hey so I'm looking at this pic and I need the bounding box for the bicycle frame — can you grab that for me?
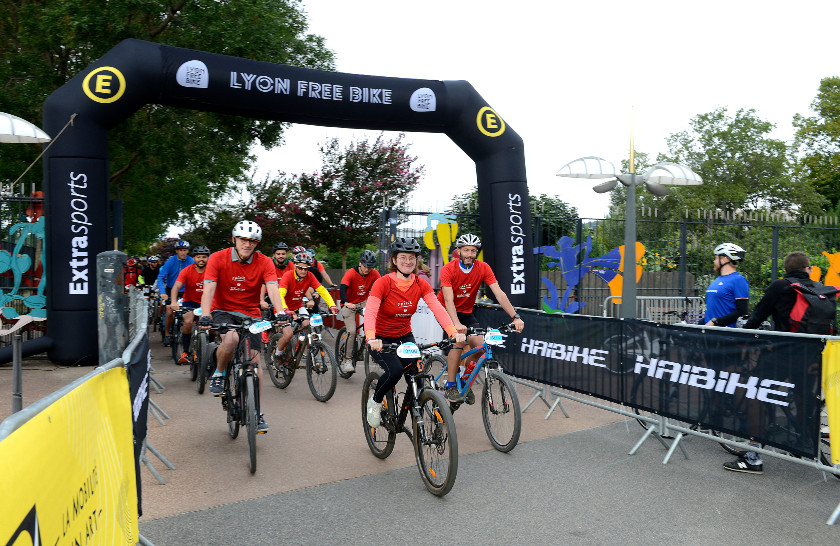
[433,325,511,397]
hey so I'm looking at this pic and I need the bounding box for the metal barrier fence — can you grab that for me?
[472,304,840,525]
[601,295,704,323]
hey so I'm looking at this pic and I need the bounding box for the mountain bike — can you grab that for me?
[169,307,189,364]
[211,317,275,474]
[427,323,522,453]
[335,305,366,379]
[362,341,458,496]
[186,306,211,393]
[264,313,338,402]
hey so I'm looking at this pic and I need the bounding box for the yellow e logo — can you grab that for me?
[476,106,506,137]
[83,67,126,104]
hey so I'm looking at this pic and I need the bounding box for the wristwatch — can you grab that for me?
[512,313,521,320]
[710,317,718,326]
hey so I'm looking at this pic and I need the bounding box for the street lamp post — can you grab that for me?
[557,154,701,319]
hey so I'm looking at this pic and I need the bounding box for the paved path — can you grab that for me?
[4,330,840,544]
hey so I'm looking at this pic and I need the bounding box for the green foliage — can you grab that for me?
[180,134,424,269]
[623,108,826,219]
[0,0,335,252]
[794,76,840,210]
[287,133,424,269]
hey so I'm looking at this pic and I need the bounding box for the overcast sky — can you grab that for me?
[252,0,840,218]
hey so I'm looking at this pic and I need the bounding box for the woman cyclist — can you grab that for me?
[364,237,465,426]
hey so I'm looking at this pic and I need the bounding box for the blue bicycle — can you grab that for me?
[428,323,522,452]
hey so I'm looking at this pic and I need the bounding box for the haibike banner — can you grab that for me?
[474,305,823,458]
[42,38,535,365]
[0,367,138,544]
[126,334,151,517]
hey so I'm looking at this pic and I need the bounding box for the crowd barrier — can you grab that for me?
[473,304,840,524]
[0,287,150,545]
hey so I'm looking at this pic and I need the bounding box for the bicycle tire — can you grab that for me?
[171,325,181,364]
[481,370,522,453]
[423,354,449,389]
[265,333,295,389]
[361,372,396,459]
[335,327,354,379]
[307,341,337,402]
[197,334,210,393]
[712,430,752,457]
[227,377,240,439]
[413,389,458,496]
[244,373,258,474]
[189,328,199,381]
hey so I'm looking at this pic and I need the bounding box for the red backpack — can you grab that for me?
[787,279,840,335]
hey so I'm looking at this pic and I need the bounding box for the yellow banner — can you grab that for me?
[822,340,840,465]
[0,367,138,545]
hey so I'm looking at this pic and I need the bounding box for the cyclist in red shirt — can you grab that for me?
[364,238,465,427]
[274,251,339,355]
[337,250,381,373]
[438,233,524,403]
[199,220,286,433]
[170,245,210,364]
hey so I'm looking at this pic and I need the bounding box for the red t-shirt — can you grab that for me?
[280,269,322,310]
[175,264,206,305]
[204,248,278,317]
[437,260,498,313]
[366,274,434,338]
[341,268,381,304]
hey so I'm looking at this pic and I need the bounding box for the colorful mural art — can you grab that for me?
[533,235,644,314]
[422,213,484,262]
[0,215,46,336]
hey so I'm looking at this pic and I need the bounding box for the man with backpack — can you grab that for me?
[727,251,838,474]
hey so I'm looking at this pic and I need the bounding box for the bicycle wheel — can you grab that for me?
[423,354,448,390]
[712,430,752,456]
[361,372,396,459]
[244,374,258,474]
[335,327,354,379]
[170,319,181,363]
[189,329,200,381]
[482,370,521,453]
[307,341,337,402]
[196,334,209,392]
[413,389,458,496]
[265,333,295,389]
[227,378,240,439]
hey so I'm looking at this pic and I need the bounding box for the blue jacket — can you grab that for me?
[157,255,195,294]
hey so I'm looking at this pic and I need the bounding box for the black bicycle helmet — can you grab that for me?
[273,242,288,251]
[359,250,377,268]
[390,237,421,254]
[192,245,210,256]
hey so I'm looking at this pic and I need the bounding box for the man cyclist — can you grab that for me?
[274,251,339,356]
[704,243,749,327]
[158,240,195,346]
[199,221,286,433]
[364,237,465,427]
[338,249,381,373]
[438,233,525,404]
[271,242,290,274]
[170,245,210,364]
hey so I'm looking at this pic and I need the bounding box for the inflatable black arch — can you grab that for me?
[41,39,535,365]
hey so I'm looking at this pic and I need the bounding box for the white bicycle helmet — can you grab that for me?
[455,233,481,249]
[232,220,262,241]
[713,242,745,262]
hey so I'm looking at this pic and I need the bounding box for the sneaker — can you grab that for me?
[444,386,464,403]
[209,375,224,396]
[178,352,190,364]
[341,360,355,373]
[723,456,763,474]
[257,414,269,434]
[366,397,383,427]
[464,385,475,405]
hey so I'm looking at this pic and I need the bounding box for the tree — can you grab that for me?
[286,133,424,269]
[0,0,335,252]
[793,76,840,211]
[626,108,826,219]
